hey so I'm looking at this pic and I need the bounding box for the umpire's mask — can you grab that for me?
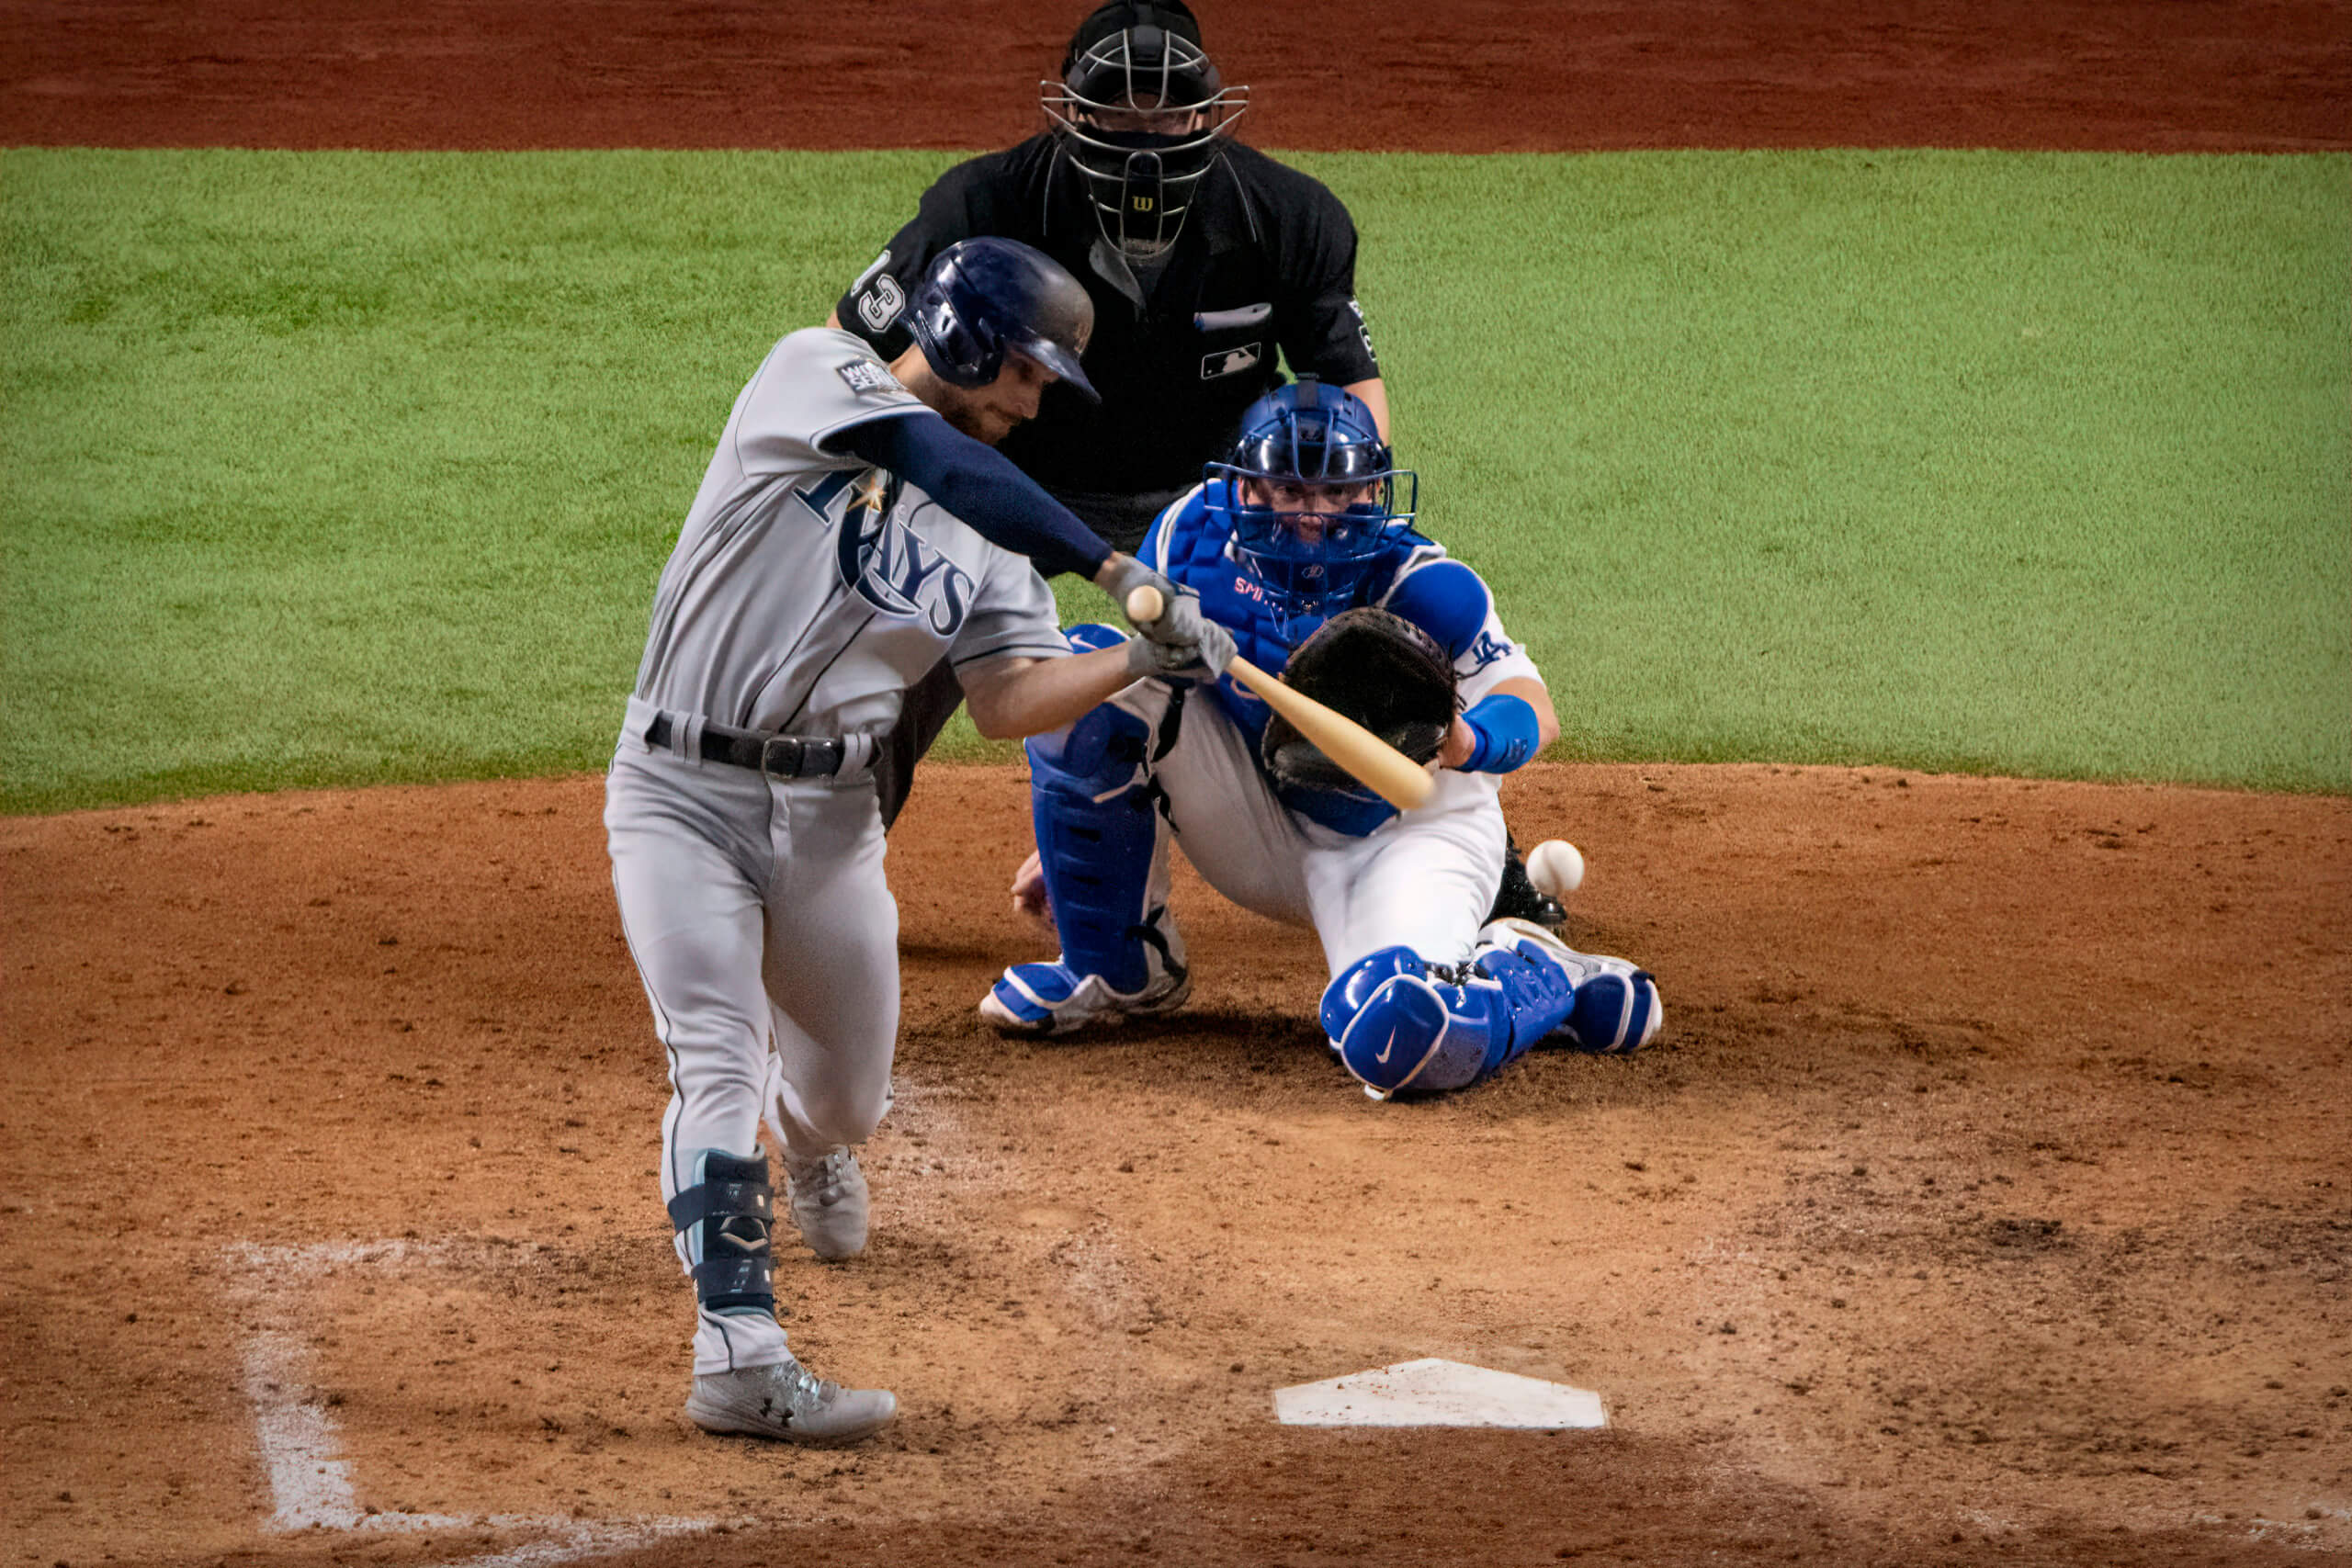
[1042,2,1248,261]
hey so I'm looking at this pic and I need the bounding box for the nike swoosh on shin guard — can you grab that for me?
[1340,975,1449,1098]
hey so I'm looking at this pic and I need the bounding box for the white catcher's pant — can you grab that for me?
[605,699,897,1375]
[1128,681,1508,977]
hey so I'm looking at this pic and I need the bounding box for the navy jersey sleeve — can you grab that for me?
[834,167,986,361]
[1273,175,1381,389]
[827,411,1114,581]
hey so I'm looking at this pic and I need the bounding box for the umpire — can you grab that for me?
[833,0,1562,925]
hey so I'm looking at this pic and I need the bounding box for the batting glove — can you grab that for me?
[1123,619,1236,681]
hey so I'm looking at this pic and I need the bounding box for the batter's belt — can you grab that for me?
[641,712,868,780]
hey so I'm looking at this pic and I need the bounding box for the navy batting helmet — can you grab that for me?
[1042,1,1249,259]
[907,238,1100,401]
[1205,378,1418,639]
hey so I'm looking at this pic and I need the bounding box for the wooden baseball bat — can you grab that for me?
[1125,585,1435,813]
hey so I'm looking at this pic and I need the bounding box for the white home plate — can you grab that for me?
[1273,1358,1607,1429]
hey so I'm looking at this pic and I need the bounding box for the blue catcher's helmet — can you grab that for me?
[907,237,1100,401]
[1205,378,1418,641]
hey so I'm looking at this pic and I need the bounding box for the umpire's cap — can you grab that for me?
[907,238,1099,401]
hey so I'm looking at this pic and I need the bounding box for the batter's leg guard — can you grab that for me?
[664,1151,776,1317]
[980,627,1188,1036]
[1476,918,1664,1055]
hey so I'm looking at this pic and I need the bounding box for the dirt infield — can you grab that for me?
[4,765,2347,1565]
[4,3,2349,1564]
[3,0,2347,152]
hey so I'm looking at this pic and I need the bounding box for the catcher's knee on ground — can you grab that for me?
[1319,920,1661,1098]
[980,626,1187,1034]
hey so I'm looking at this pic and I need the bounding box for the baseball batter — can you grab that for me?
[980,380,1665,1097]
[606,238,1228,1442]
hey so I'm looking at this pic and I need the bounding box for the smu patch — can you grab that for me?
[836,358,901,397]
[1202,342,1262,379]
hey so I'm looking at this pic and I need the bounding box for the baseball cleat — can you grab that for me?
[783,1145,869,1261]
[978,959,1191,1036]
[1477,918,1663,1053]
[685,1355,896,1446]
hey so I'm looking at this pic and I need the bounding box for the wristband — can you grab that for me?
[1459,693,1540,775]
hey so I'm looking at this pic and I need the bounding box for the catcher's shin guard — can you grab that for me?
[1013,646,1183,999]
[1322,919,1656,1098]
[1320,947,1516,1099]
[665,1150,776,1316]
[1476,918,1663,1055]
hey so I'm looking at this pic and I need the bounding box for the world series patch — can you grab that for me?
[836,358,901,397]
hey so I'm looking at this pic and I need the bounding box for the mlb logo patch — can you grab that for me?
[1201,342,1262,380]
[836,358,901,397]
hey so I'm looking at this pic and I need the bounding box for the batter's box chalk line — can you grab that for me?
[227,1241,727,1565]
[1273,1358,1608,1429]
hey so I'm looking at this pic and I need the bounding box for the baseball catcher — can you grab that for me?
[979,378,1663,1097]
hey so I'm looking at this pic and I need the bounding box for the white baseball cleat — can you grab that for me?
[783,1145,869,1261]
[685,1355,896,1445]
[978,959,1192,1036]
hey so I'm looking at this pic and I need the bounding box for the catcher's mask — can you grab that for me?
[1205,377,1419,643]
[907,237,1100,400]
[1042,1,1248,261]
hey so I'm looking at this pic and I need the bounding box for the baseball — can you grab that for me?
[1526,838,1585,897]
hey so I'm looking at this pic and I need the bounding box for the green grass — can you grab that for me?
[2,148,2345,813]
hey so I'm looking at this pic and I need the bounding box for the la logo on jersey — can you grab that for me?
[824,469,973,635]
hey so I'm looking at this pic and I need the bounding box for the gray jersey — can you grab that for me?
[631,327,1069,739]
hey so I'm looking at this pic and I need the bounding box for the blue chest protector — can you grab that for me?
[1147,481,1497,837]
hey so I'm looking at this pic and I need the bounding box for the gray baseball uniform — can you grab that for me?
[605,326,1069,1375]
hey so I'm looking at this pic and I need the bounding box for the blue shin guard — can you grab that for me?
[1321,921,1657,1098]
[980,626,1187,1034]
[1321,949,1520,1098]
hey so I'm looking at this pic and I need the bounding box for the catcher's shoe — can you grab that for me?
[783,1145,868,1262]
[685,1355,896,1446]
[1486,836,1567,929]
[978,960,1192,1036]
[1477,918,1663,1054]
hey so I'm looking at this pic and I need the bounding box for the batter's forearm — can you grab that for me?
[961,646,1142,740]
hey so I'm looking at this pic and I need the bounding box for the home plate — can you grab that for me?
[1273,1358,1607,1429]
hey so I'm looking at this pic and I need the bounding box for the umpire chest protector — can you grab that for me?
[839,137,1378,497]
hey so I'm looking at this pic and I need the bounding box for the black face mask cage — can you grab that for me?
[1041,26,1247,256]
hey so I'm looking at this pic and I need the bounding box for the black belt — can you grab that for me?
[644,714,852,779]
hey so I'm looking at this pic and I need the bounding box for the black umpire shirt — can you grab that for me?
[834,134,1381,504]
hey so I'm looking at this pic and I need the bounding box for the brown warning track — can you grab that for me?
[2,0,2346,152]
[4,4,2348,1564]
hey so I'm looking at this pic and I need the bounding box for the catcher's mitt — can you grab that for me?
[1261,607,1458,793]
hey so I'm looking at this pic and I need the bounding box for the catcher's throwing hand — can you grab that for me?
[1010,850,1054,935]
[1437,717,1476,770]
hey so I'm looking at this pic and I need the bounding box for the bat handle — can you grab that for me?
[1125,584,1165,624]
